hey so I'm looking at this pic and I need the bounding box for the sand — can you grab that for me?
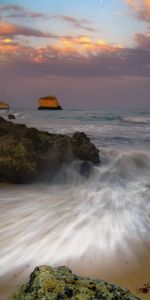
[0,237,149,300]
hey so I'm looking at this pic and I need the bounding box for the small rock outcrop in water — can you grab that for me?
[0,117,100,183]
[10,266,140,300]
[38,95,62,110]
[0,100,9,109]
[8,113,16,120]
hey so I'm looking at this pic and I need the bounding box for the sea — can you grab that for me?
[0,109,150,299]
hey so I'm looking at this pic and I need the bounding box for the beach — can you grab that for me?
[0,109,150,299]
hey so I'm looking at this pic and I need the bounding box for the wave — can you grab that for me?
[87,114,122,122]
[0,147,150,299]
[122,116,150,124]
[100,148,150,175]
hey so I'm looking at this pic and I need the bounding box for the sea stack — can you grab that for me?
[0,101,9,110]
[38,95,62,110]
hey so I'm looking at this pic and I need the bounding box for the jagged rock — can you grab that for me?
[10,265,140,300]
[38,95,62,110]
[0,117,100,183]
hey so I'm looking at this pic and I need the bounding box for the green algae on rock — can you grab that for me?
[10,266,140,300]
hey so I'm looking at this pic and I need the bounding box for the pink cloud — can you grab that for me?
[53,15,95,32]
[135,31,150,48]
[0,22,59,39]
[0,4,47,19]
[126,0,150,22]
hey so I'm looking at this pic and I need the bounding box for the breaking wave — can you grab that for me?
[0,147,150,299]
[122,116,150,125]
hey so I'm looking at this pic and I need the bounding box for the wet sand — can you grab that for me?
[0,238,149,300]
[71,238,150,300]
[0,168,150,300]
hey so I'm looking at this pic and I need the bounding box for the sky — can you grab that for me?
[0,0,150,109]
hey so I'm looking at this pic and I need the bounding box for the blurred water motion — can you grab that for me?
[0,147,150,299]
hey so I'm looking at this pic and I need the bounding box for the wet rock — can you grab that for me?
[0,117,100,183]
[10,266,140,300]
[8,114,16,120]
[64,286,73,297]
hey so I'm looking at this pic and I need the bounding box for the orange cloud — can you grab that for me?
[126,0,150,22]
[0,37,34,64]
[53,36,123,57]
[2,38,13,44]
[0,35,150,80]
[0,33,124,66]
[0,37,19,51]
[0,21,123,61]
[145,0,150,7]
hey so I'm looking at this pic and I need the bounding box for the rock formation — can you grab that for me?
[0,100,9,109]
[10,266,140,300]
[0,117,100,183]
[38,95,62,110]
[8,113,16,120]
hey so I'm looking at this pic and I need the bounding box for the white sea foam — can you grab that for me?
[0,110,150,299]
[8,109,150,149]
[0,148,150,298]
[122,116,150,124]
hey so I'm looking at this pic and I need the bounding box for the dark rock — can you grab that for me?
[0,117,100,183]
[56,293,64,300]
[64,286,73,297]
[38,106,62,110]
[8,114,16,120]
[10,266,140,300]
[72,132,100,165]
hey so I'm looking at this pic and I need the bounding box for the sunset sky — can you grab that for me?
[0,0,150,109]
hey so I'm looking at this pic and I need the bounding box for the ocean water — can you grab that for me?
[0,109,150,299]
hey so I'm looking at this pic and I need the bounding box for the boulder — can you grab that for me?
[0,117,100,183]
[38,95,62,110]
[10,265,140,300]
[8,114,16,120]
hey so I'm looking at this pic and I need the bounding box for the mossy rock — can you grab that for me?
[10,266,140,300]
[0,117,100,183]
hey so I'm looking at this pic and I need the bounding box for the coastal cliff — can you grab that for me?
[38,95,62,110]
[0,117,100,183]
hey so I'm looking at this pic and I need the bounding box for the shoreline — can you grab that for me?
[0,113,150,299]
[0,237,149,299]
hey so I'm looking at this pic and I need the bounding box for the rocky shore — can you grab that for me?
[0,117,100,183]
[10,265,140,300]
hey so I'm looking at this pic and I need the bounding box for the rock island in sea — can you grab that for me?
[38,95,62,110]
[0,100,9,110]
[10,265,140,300]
